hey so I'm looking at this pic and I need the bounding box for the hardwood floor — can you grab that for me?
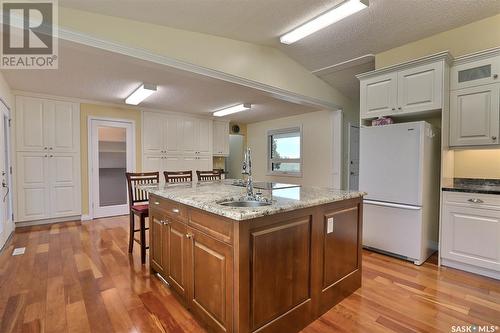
[0,216,499,333]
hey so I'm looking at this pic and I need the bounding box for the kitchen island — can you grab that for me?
[142,181,365,333]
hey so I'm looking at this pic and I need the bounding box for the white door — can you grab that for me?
[348,125,360,191]
[16,152,50,221]
[449,84,500,147]
[46,100,79,152]
[0,104,13,249]
[359,122,423,206]
[15,96,46,151]
[397,62,442,114]
[90,119,134,218]
[360,72,398,118]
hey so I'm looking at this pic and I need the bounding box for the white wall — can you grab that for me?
[247,110,340,188]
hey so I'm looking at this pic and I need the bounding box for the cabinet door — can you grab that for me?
[165,219,188,298]
[182,118,199,154]
[442,203,500,272]
[197,119,212,155]
[187,227,233,333]
[213,121,229,156]
[196,156,212,174]
[45,101,79,153]
[143,154,165,173]
[150,209,166,274]
[15,96,47,151]
[49,153,80,217]
[449,84,500,147]
[452,55,500,90]
[164,155,184,172]
[397,62,443,114]
[360,73,398,119]
[165,115,182,154]
[15,152,50,221]
[143,112,165,154]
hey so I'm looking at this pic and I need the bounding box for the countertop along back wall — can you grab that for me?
[375,13,500,179]
[80,103,142,216]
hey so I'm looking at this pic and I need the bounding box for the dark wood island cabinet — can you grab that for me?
[145,182,364,333]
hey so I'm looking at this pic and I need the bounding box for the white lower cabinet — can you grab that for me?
[16,152,80,221]
[441,192,500,278]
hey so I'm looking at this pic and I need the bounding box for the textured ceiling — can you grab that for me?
[1,40,319,123]
[59,0,500,71]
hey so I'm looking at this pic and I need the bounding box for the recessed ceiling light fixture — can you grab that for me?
[125,83,157,105]
[213,103,251,117]
[280,0,368,45]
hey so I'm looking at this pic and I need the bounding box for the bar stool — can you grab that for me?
[164,170,193,183]
[196,170,222,181]
[125,172,159,264]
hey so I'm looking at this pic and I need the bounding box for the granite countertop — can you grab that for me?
[139,180,365,221]
[442,178,500,195]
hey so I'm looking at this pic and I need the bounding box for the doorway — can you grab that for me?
[226,135,244,179]
[89,119,135,219]
[348,123,360,191]
[0,100,13,249]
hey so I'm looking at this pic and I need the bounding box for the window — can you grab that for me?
[267,126,302,176]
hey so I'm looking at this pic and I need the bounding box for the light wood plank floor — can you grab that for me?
[0,216,499,333]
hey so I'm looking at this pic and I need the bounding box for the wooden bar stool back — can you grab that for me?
[126,172,159,264]
[196,170,222,181]
[164,170,193,183]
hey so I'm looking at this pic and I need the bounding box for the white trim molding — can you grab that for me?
[331,110,343,189]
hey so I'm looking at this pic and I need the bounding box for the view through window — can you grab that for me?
[268,127,302,176]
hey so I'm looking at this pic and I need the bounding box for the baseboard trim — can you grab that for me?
[15,215,82,228]
[0,230,14,255]
[441,258,500,280]
[81,214,92,221]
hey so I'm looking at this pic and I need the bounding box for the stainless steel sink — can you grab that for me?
[219,200,272,207]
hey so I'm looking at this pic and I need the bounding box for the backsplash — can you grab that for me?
[454,149,500,179]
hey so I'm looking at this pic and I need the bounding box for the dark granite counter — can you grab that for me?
[442,178,500,195]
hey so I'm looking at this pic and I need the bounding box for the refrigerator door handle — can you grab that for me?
[364,200,422,210]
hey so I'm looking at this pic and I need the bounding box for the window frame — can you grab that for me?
[267,126,303,177]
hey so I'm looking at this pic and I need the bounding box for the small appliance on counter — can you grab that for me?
[359,121,440,265]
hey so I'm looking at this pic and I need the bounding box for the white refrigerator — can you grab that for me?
[359,121,440,265]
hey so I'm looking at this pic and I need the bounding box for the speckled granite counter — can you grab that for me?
[442,178,500,195]
[139,180,365,221]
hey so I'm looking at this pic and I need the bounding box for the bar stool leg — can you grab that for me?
[140,216,147,264]
[128,212,135,253]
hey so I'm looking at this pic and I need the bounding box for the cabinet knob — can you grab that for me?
[154,201,160,205]
[391,107,396,111]
[49,155,53,158]
[494,74,498,79]
[44,154,48,157]
[185,233,193,239]
[468,198,484,204]
[398,107,402,110]
[44,147,48,150]
[172,208,180,214]
[492,136,497,141]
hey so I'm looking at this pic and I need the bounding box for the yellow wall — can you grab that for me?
[454,150,500,179]
[376,14,500,68]
[80,104,142,215]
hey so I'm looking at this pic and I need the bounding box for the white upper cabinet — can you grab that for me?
[449,84,500,147]
[181,117,212,155]
[397,62,443,113]
[451,50,500,90]
[197,118,212,155]
[15,96,79,153]
[213,121,229,156]
[360,73,398,118]
[165,115,182,154]
[143,112,165,154]
[358,52,450,119]
[449,48,500,147]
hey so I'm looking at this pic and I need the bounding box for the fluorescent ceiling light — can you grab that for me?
[213,103,251,117]
[125,83,157,105]
[280,0,368,44]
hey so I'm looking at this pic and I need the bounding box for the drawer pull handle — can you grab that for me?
[185,233,193,239]
[468,198,484,204]
[154,201,160,205]
[172,208,180,213]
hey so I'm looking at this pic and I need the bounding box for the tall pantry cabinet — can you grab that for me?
[14,96,81,222]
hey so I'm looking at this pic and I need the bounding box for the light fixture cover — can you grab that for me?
[125,83,157,105]
[213,103,251,117]
[280,0,368,45]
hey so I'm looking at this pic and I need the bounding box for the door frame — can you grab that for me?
[331,110,343,189]
[0,98,13,250]
[347,123,360,191]
[88,116,136,219]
